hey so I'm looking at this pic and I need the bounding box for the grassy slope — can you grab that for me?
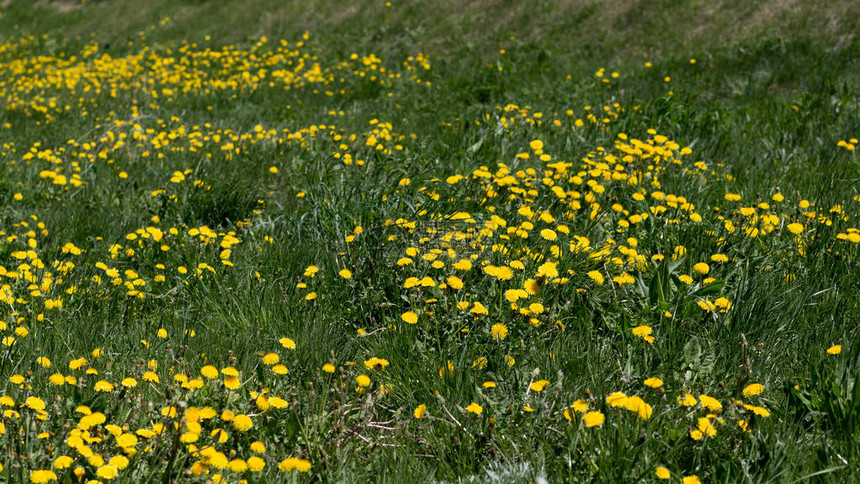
[1,0,860,482]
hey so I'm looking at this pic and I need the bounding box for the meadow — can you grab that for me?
[0,0,859,482]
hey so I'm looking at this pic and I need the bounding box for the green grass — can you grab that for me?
[0,0,859,482]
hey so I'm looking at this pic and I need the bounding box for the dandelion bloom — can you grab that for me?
[529,380,549,392]
[582,411,605,427]
[787,223,803,235]
[632,325,652,339]
[279,457,311,472]
[465,402,483,415]
[247,456,266,472]
[24,397,46,411]
[200,365,219,379]
[338,269,352,279]
[401,311,418,324]
[693,262,710,275]
[625,396,652,419]
[491,323,508,341]
[655,467,671,480]
[232,414,253,431]
[743,404,771,417]
[677,393,697,407]
[228,459,248,473]
[364,358,389,370]
[742,383,764,397]
[414,404,427,419]
[587,270,605,285]
[96,465,119,480]
[699,394,723,412]
[30,470,58,483]
[606,392,628,408]
[683,476,702,484]
[94,380,114,392]
[644,377,663,388]
[827,344,841,355]
[355,374,371,387]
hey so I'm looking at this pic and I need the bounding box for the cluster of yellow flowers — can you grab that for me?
[0,19,854,482]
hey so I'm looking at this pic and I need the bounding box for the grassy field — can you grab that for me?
[0,0,859,482]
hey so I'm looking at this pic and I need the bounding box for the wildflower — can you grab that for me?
[644,377,663,388]
[742,383,764,397]
[656,467,671,480]
[364,358,389,370]
[625,396,653,419]
[678,393,697,407]
[24,397,46,411]
[278,457,311,472]
[322,363,336,373]
[200,365,219,379]
[743,404,771,417]
[537,261,559,278]
[582,411,605,427]
[401,311,418,324]
[228,459,248,473]
[683,477,702,484]
[491,323,508,341]
[247,456,265,472]
[280,337,296,349]
[588,270,604,285]
[338,269,352,279]
[827,344,841,355]
[530,380,549,392]
[414,404,427,419]
[465,402,483,414]
[355,374,371,387]
[94,380,114,392]
[699,394,723,412]
[30,470,58,483]
[606,392,628,408]
[232,414,253,431]
[693,262,710,275]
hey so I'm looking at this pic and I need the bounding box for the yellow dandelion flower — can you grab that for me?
[529,380,549,392]
[742,383,764,397]
[582,411,605,427]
